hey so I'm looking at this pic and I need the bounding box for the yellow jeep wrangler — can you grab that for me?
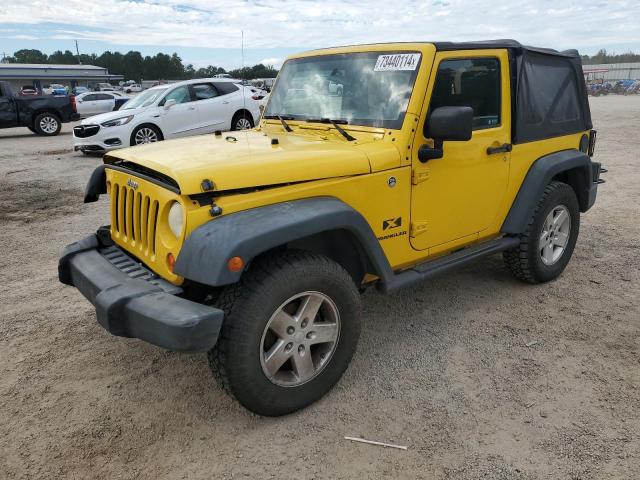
[59,40,604,416]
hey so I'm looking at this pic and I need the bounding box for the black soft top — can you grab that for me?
[434,39,592,143]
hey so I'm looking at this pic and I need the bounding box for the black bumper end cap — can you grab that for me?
[58,234,100,285]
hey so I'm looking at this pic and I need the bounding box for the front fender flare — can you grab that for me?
[174,197,394,287]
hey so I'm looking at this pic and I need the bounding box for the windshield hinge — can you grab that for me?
[410,221,428,238]
[411,168,430,185]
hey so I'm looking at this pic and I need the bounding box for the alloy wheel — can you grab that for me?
[134,127,159,144]
[260,291,340,387]
[539,205,571,265]
[40,116,59,134]
[236,117,252,130]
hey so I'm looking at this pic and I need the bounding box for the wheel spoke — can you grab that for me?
[309,323,339,345]
[539,230,548,247]
[268,310,294,339]
[554,209,569,228]
[263,339,291,377]
[553,231,569,247]
[296,294,323,323]
[292,350,315,382]
[542,243,554,263]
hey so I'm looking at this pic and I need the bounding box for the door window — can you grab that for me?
[213,82,240,95]
[83,94,98,101]
[162,86,192,105]
[95,94,113,101]
[429,58,501,130]
[192,83,219,100]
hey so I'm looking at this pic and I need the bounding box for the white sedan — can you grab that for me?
[75,91,128,117]
[73,78,261,153]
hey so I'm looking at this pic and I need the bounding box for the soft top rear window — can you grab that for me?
[513,48,591,143]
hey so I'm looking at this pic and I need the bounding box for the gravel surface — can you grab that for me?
[1,96,638,479]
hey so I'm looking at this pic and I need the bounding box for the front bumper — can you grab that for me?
[73,124,127,152]
[58,232,223,352]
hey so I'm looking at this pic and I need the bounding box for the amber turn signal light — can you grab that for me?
[167,253,176,272]
[227,256,244,272]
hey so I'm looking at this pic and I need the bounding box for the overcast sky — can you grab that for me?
[1,0,640,69]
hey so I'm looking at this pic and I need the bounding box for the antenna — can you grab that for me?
[241,29,248,127]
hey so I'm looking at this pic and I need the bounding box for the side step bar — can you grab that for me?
[379,236,520,293]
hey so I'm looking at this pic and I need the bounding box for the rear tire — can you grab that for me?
[208,250,361,416]
[33,113,61,136]
[503,181,580,283]
[231,112,254,131]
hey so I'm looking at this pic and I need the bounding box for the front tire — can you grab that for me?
[130,124,162,146]
[503,181,580,283]
[33,113,61,136]
[209,251,361,416]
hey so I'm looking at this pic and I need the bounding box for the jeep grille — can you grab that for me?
[110,180,160,258]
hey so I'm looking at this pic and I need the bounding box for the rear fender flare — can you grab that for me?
[501,149,593,234]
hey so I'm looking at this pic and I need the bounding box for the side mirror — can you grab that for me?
[419,106,473,162]
[163,99,176,110]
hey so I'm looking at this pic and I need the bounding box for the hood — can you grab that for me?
[82,107,146,125]
[106,129,380,195]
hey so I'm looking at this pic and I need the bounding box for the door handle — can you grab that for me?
[188,106,196,110]
[487,143,512,155]
[222,101,230,104]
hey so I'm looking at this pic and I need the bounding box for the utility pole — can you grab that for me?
[75,40,82,64]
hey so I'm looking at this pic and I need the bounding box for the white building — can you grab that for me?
[0,63,123,92]
[583,63,640,82]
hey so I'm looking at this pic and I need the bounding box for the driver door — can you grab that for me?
[410,49,511,254]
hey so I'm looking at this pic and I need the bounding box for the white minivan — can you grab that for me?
[73,78,261,153]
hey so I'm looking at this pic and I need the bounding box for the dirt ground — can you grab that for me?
[0,95,638,480]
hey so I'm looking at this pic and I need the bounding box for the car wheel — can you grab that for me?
[231,112,254,131]
[131,125,162,146]
[208,250,361,416]
[503,181,580,284]
[33,113,61,136]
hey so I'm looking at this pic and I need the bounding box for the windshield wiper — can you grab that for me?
[263,114,293,132]
[305,118,356,141]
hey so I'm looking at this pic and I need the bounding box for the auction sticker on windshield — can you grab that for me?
[374,53,421,71]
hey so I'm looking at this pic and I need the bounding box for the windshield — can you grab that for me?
[264,51,421,129]
[121,88,167,110]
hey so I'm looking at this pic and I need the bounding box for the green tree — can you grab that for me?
[49,50,78,64]
[13,49,48,63]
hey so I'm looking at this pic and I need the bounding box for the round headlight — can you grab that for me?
[168,201,184,238]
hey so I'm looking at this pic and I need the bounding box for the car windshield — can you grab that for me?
[264,51,421,129]
[121,88,167,110]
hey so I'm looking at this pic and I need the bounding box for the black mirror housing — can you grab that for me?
[418,106,474,163]
[425,106,473,141]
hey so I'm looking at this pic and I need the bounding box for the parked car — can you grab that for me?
[124,83,142,93]
[43,84,67,95]
[0,81,79,135]
[75,91,130,117]
[18,86,40,96]
[72,86,90,95]
[73,78,261,153]
[96,83,115,92]
[60,40,602,416]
